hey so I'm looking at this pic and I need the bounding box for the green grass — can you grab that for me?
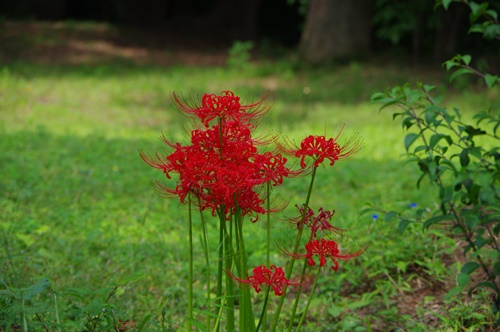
[1,59,499,331]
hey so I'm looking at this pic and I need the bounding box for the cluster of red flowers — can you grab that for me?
[141,90,366,296]
[141,91,292,219]
[283,205,367,273]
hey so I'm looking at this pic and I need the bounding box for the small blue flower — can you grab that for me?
[372,214,379,221]
[409,203,417,208]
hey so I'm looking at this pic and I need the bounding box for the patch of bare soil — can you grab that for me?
[0,20,231,66]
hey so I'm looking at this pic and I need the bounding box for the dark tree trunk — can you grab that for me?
[210,0,260,41]
[433,3,468,64]
[119,0,169,25]
[300,0,372,63]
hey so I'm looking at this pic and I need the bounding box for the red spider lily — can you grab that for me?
[294,205,344,239]
[230,265,302,296]
[251,152,300,186]
[279,129,363,169]
[302,238,367,271]
[172,91,272,127]
[140,93,295,219]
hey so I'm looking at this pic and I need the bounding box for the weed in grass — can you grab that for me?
[226,40,255,71]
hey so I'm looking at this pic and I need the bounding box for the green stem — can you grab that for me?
[215,207,225,332]
[22,298,28,332]
[187,197,194,331]
[256,287,271,332]
[53,292,62,332]
[234,205,255,332]
[200,208,211,331]
[266,181,271,267]
[271,166,317,331]
[223,213,235,331]
[287,259,309,331]
[263,181,271,329]
[295,267,322,332]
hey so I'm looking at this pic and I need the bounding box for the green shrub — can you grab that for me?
[371,0,500,327]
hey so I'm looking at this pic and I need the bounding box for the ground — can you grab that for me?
[0,20,231,66]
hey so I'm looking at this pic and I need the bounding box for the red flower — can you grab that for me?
[141,114,293,219]
[231,265,300,296]
[251,152,296,187]
[294,205,343,239]
[141,91,302,220]
[280,129,363,169]
[303,238,367,271]
[172,91,272,127]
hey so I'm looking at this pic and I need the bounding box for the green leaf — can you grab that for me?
[370,92,386,102]
[463,243,473,255]
[472,111,490,123]
[474,235,491,249]
[398,219,412,234]
[468,281,498,296]
[21,278,50,300]
[423,214,454,230]
[404,133,419,151]
[484,74,498,88]
[15,233,35,247]
[402,116,415,130]
[465,214,480,229]
[493,261,500,276]
[464,125,486,137]
[457,273,470,286]
[347,298,371,310]
[422,84,435,92]
[439,185,453,201]
[460,149,470,167]
[414,145,427,153]
[469,147,482,159]
[449,68,474,82]
[441,0,452,10]
[484,23,500,39]
[429,134,447,150]
[392,112,403,120]
[469,2,486,23]
[423,105,445,126]
[416,173,426,189]
[136,314,152,332]
[461,262,480,275]
[461,54,472,66]
[441,160,457,173]
[385,210,398,222]
[444,285,465,300]
[327,305,344,317]
[468,24,484,34]
[486,9,498,21]
[444,60,458,71]
[0,289,17,298]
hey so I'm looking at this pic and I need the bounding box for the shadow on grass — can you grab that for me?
[0,60,448,107]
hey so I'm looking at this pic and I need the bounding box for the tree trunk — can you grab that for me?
[210,0,260,41]
[119,0,168,25]
[433,3,468,64]
[300,0,372,63]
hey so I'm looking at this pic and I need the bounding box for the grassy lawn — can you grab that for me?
[1,28,499,331]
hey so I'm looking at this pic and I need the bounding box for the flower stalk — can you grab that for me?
[187,197,193,331]
[141,91,366,331]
